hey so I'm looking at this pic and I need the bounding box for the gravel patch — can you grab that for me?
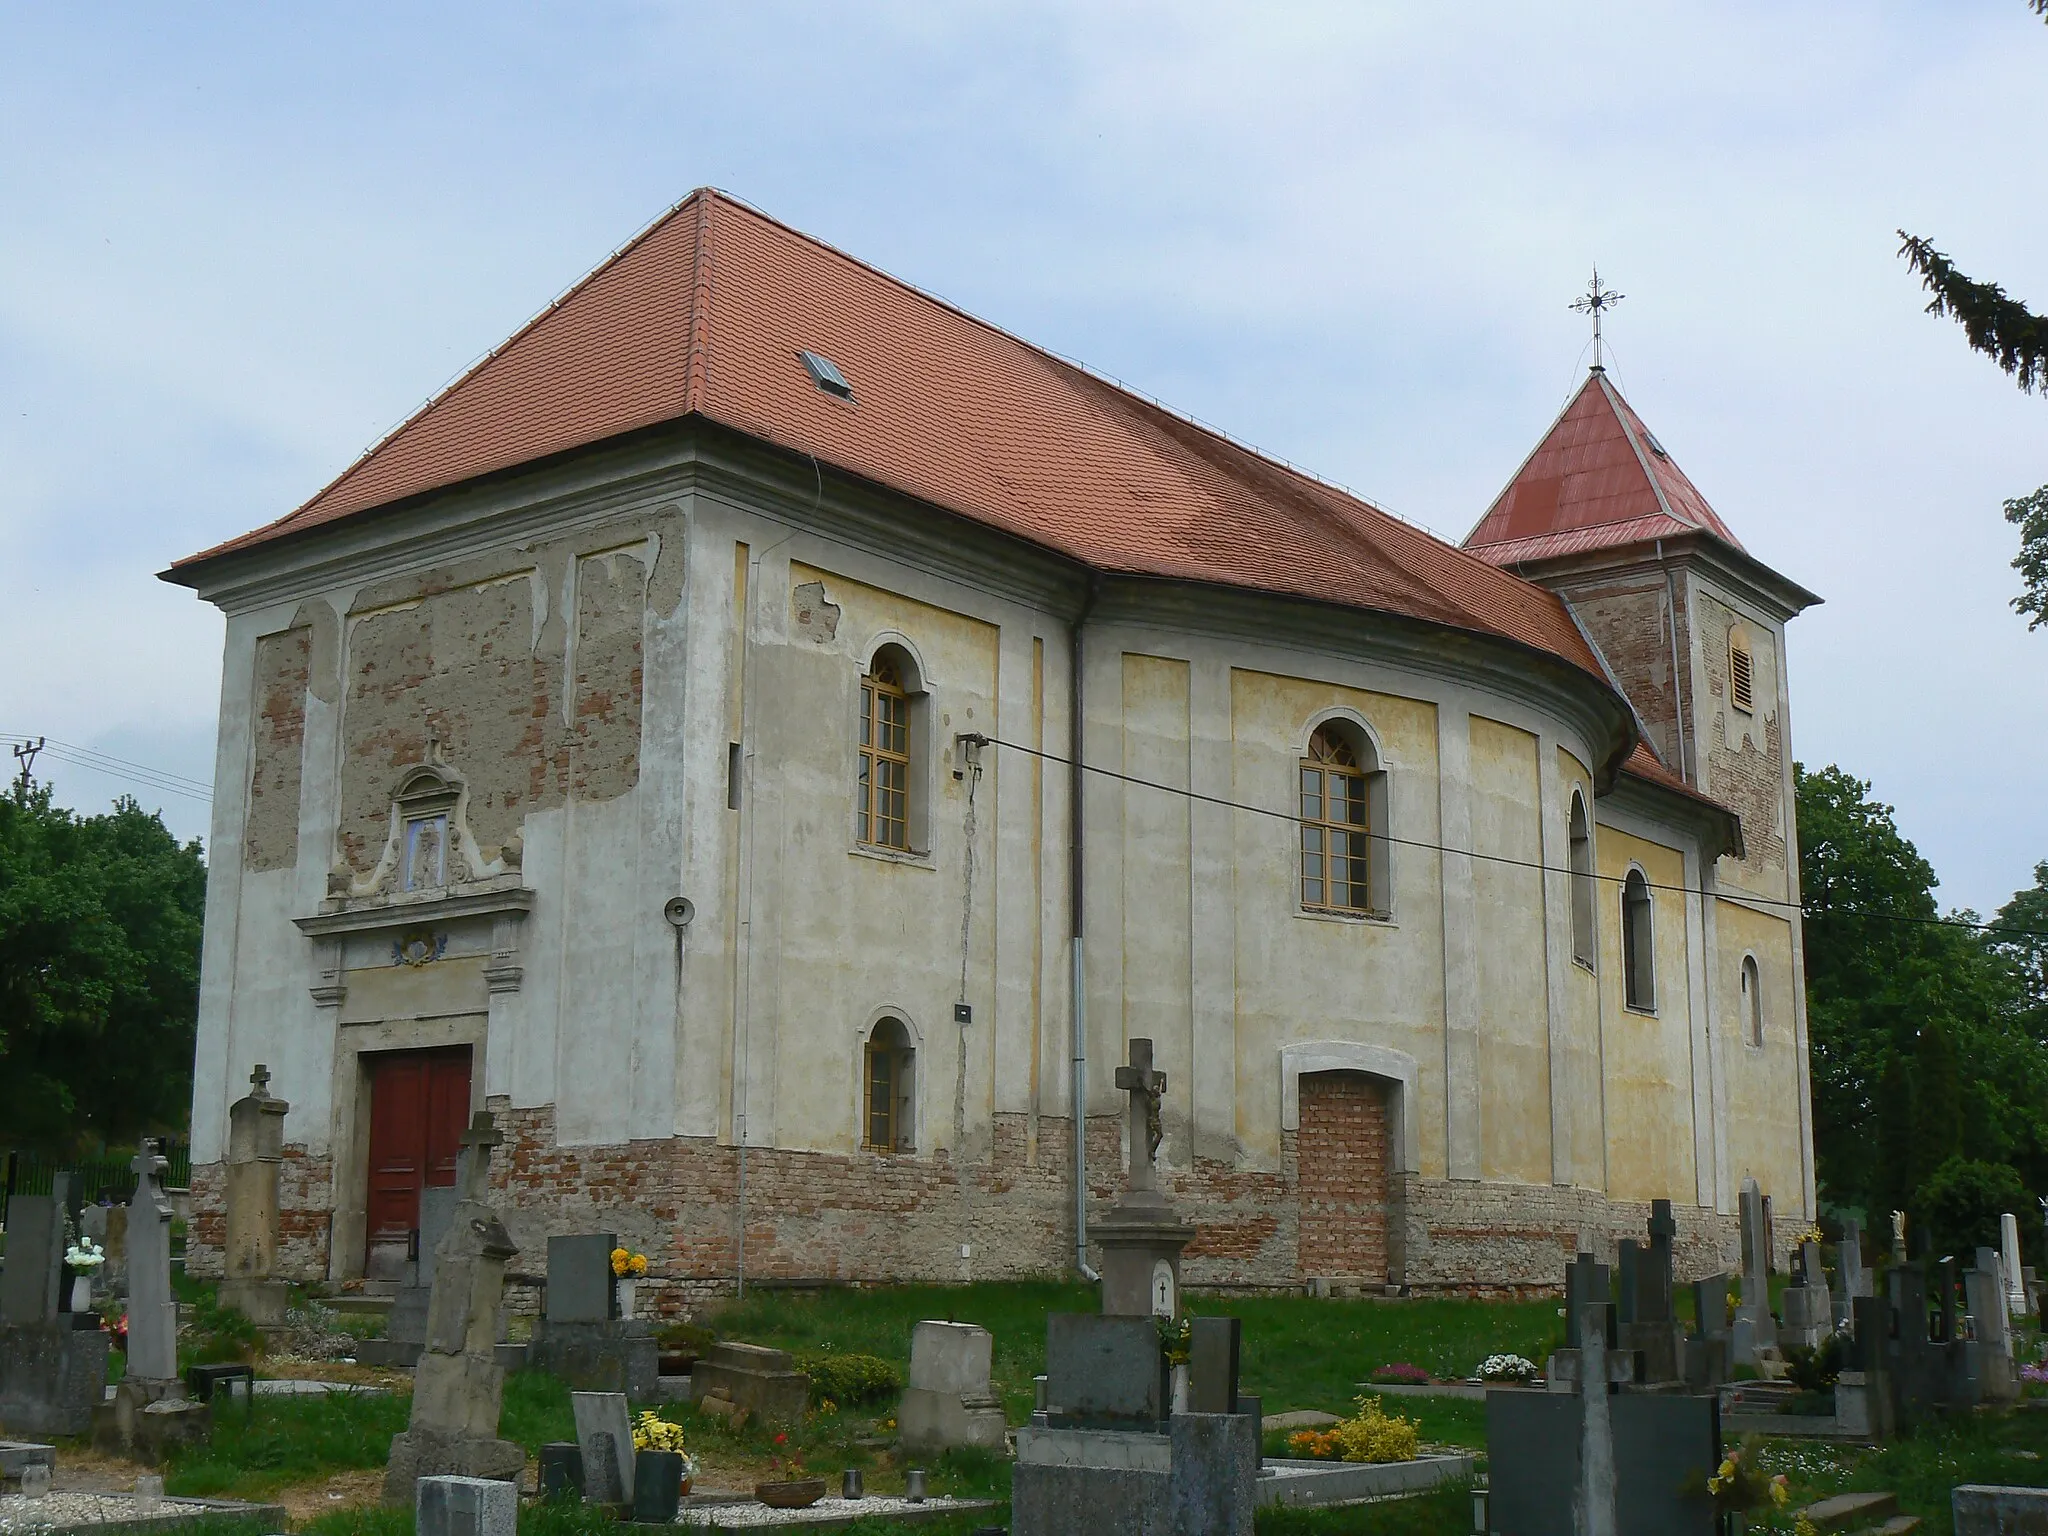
[677,1494,997,1527]
[0,1492,200,1530]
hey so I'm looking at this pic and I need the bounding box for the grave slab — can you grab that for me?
[690,1343,810,1426]
[571,1391,636,1505]
[1044,1314,1163,1426]
[417,1474,517,1536]
[1954,1484,2048,1534]
[898,1321,1005,1457]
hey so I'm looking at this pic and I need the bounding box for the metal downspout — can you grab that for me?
[1070,577,1102,1283]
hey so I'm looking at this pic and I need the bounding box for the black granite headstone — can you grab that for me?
[546,1234,619,1324]
[1044,1314,1164,1425]
[632,1450,683,1524]
[1188,1316,1241,1416]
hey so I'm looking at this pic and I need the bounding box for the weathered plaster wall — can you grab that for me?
[1469,715,1550,1185]
[1566,577,1687,772]
[1695,589,1789,893]
[245,626,310,873]
[1713,898,1806,1206]
[1555,746,1605,1188]
[1597,827,1698,1202]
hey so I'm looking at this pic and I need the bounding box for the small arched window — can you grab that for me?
[863,1017,915,1153]
[1621,868,1655,1012]
[1728,622,1756,715]
[1568,791,1596,969]
[1299,721,1389,916]
[858,654,913,851]
[1741,955,1764,1047]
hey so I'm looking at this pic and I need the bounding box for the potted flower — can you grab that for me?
[755,1435,824,1509]
[632,1410,700,1496]
[1695,1444,1789,1533]
[610,1246,649,1318]
[63,1238,106,1312]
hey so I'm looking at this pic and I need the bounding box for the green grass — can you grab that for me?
[164,1390,411,1501]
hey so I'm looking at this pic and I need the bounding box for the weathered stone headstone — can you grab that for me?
[1188,1317,1242,1416]
[2001,1213,2027,1318]
[1044,1314,1164,1425]
[0,1174,110,1438]
[1966,1248,2017,1400]
[1562,1253,1610,1351]
[1780,1240,1832,1351]
[570,1391,635,1505]
[417,1473,516,1536]
[545,1235,618,1324]
[689,1341,809,1425]
[219,1065,291,1328]
[1577,1300,1617,1536]
[0,1191,66,1327]
[899,1321,1006,1456]
[1682,1273,1732,1390]
[1620,1204,1683,1384]
[1732,1179,1777,1365]
[1093,1039,1195,1319]
[125,1144,180,1385]
[527,1232,654,1397]
[382,1114,525,1505]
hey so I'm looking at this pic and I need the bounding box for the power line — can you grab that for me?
[1,734,214,803]
[976,735,2048,945]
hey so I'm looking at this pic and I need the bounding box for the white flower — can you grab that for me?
[64,1240,106,1272]
[1477,1353,1538,1382]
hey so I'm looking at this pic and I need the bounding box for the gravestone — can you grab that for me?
[899,1321,1006,1456]
[382,1114,526,1505]
[1187,1317,1241,1416]
[0,1174,109,1437]
[1486,1389,1720,1536]
[218,1065,291,1328]
[528,1233,655,1399]
[2002,1214,2027,1318]
[1578,1302,1617,1536]
[1619,1204,1683,1384]
[417,1474,517,1536]
[1093,1039,1195,1319]
[125,1144,181,1386]
[1965,1249,2017,1401]
[1732,1179,1777,1365]
[361,1185,463,1367]
[1780,1240,1833,1351]
[570,1391,635,1506]
[1045,1314,1165,1425]
[1838,1218,1870,1327]
[690,1342,810,1425]
[1683,1273,1731,1390]
[78,1205,128,1298]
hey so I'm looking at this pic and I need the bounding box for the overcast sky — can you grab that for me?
[4,3,2043,915]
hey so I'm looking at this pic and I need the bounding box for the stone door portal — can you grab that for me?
[363,1046,471,1279]
[1295,1070,1390,1288]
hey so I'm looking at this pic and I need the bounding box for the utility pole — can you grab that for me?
[11,736,44,797]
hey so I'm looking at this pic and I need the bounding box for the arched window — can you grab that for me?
[1621,868,1655,1012]
[1299,721,1388,916]
[1741,955,1763,1047]
[1569,791,1596,969]
[1728,622,1756,715]
[863,1017,915,1152]
[858,654,913,851]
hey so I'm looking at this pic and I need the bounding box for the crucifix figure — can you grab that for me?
[1570,266,1624,369]
[456,1111,504,1203]
[250,1063,272,1099]
[1114,1038,1167,1194]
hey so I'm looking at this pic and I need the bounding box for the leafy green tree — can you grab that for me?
[0,784,206,1153]
[1991,860,2048,1041]
[1917,1156,2032,1262]
[1896,4,2048,628]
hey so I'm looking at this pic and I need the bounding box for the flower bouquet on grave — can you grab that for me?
[1477,1353,1540,1385]
[610,1246,649,1317]
[755,1436,825,1509]
[62,1239,105,1310]
[632,1410,699,1494]
[1686,1442,1788,1529]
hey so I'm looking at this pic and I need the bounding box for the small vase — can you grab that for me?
[1170,1363,1190,1413]
[69,1274,92,1312]
[617,1278,636,1319]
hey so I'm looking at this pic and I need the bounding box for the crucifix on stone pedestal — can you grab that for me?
[1114,1038,1166,1194]
[456,1111,504,1203]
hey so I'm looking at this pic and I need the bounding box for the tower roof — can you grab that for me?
[1462,369,1746,566]
[167,190,1609,684]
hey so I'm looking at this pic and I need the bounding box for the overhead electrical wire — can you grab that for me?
[2,734,214,803]
[975,734,2048,945]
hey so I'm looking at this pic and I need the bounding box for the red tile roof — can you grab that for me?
[169,190,1609,683]
[1462,369,1745,566]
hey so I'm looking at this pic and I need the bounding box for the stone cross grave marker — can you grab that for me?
[0,1175,70,1327]
[2002,1213,2027,1318]
[1114,1038,1167,1197]
[1643,1199,1677,1321]
[220,1064,291,1326]
[126,1142,179,1383]
[1733,1179,1776,1364]
[1564,1252,1609,1350]
[1576,1301,1617,1536]
[570,1391,635,1505]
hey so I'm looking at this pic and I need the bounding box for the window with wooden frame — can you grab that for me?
[1300,724,1375,916]
[858,657,912,850]
[1741,954,1764,1047]
[863,1017,914,1152]
[1621,868,1656,1012]
[1728,623,1756,715]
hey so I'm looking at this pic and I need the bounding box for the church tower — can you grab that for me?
[1463,367,1820,892]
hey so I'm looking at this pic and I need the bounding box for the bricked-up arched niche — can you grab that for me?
[1568,791,1596,968]
[1740,953,1764,1048]
[1280,1041,1416,1287]
[861,1014,917,1153]
[857,635,933,856]
[1621,867,1656,1012]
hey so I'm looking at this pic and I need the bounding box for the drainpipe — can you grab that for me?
[1070,576,1103,1283]
[1656,539,1689,784]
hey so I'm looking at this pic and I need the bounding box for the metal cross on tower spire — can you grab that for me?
[1570,266,1624,369]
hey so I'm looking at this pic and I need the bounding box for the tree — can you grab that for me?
[1991,860,2048,1042]
[0,784,207,1153]
[1896,4,2048,628]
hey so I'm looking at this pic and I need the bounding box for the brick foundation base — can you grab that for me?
[184,1100,1755,1303]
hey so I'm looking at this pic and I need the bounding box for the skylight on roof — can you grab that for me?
[1642,431,1669,459]
[798,350,854,400]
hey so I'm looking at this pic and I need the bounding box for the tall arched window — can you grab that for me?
[1741,955,1764,1047]
[863,1017,915,1152]
[1569,791,1596,969]
[1300,722,1387,916]
[858,656,912,850]
[1621,868,1655,1012]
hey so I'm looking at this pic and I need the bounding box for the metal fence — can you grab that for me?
[1,1144,191,1225]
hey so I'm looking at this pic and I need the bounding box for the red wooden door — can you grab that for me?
[365,1048,471,1275]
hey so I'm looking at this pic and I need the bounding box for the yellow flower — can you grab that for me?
[611,1247,631,1276]
[1771,1477,1790,1508]
[631,1254,648,1276]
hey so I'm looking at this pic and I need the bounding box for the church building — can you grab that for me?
[165,191,1819,1298]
